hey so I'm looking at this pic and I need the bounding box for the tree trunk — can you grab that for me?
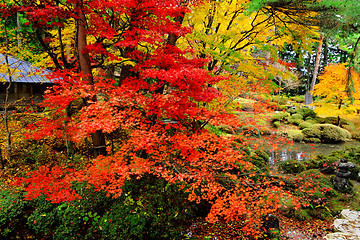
[3,18,12,165]
[310,34,324,92]
[77,12,107,156]
[345,35,360,104]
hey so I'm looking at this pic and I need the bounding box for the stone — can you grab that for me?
[305,91,313,105]
[333,158,355,192]
[263,214,280,238]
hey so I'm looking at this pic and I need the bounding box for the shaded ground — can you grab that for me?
[278,214,334,239]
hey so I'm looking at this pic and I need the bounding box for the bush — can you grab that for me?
[287,130,304,142]
[278,159,306,174]
[323,117,356,131]
[295,107,316,119]
[271,95,288,105]
[0,175,203,240]
[321,124,351,142]
[302,126,321,139]
[273,121,281,128]
[0,190,28,238]
[293,118,304,126]
[291,113,303,120]
[299,121,313,130]
[302,124,351,143]
[290,96,305,103]
[273,111,290,121]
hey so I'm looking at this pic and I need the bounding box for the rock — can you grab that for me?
[333,176,352,191]
[263,214,280,238]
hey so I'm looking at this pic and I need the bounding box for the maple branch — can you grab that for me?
[35,29,62,70]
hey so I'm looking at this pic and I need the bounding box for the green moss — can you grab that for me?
[271,95,288,105]
[320,124,351,143]
[278,159,306,174]
[291,113,303,120]
[294,209,311,221]
[287,130,304,142]
[295,107,316,119]
[273,121,281,128]
[304,118,318,124]
[217,125,235,134]
[293,118,304,126]
[304,137,322,143]
[272,111,290,122]
[302,126,321,139]
[299,121,313,130]
[303,158,320,170]
[290,96,305,103]
[302,124,351,143]
[350,129,360,140]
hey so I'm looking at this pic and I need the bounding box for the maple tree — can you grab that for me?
[312,63,360,119]
[0,0,290,237]
[3,0,358,238]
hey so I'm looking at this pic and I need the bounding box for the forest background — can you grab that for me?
[1,0,360,239]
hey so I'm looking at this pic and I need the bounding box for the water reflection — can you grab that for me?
[266,141,360,165]
[268,149,308,165]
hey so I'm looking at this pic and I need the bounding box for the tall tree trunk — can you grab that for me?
[2,18,12,166]
[77,12,107,156]
[346,35,360,104]
[310,34,324,92]
[17,13,21,49]
[322,37,328,67]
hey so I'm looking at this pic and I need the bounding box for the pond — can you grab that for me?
[267,140,360,165]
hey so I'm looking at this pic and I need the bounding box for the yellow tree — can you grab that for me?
[182,0,319,74]
[180,0,320,120]
[313,63,360,120]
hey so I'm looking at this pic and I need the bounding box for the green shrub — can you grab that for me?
[290,96,305,103]
[1,175,203,240]
[322,117,356,131]
[272,111,290,121]
[299,121,313,130]
[304,118,319,124]
[278,159,306,174]
[291,113,303,120]
[293,118,304,126]
[287,130,304,142]
[271,95,288,105]
[0,190,27,238]
[295,107,316,119]
[302,126,321,139]
[302,124,351,143]
[321,124,351,142]
[273,121,281,128]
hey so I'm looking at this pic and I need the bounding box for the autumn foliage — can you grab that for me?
[0,0,293,237]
